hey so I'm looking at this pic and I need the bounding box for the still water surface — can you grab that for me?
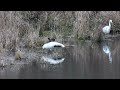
[0,38,120,79]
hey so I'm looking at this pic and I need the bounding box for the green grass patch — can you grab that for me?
[42,31,51,36]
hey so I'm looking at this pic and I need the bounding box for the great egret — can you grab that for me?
[102,20,112,34]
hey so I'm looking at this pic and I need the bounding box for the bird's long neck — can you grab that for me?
[109,21,111,28]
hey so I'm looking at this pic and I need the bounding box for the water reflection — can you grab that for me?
[41,56,65,65]
[1,38,120,79]
[102,42,112,63]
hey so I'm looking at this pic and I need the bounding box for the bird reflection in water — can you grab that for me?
[102,44,112,63]
[41,56,65,65]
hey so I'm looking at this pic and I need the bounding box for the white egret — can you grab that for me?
[102,20,112,34]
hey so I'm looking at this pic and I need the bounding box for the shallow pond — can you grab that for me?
[0,38,120,79]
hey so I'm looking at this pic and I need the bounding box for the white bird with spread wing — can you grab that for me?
[42,38,65,49]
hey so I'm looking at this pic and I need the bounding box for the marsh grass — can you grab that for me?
[0,11,120,63]
[74,11,120,41]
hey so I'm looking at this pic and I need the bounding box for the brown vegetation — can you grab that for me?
[0,11,120,61]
